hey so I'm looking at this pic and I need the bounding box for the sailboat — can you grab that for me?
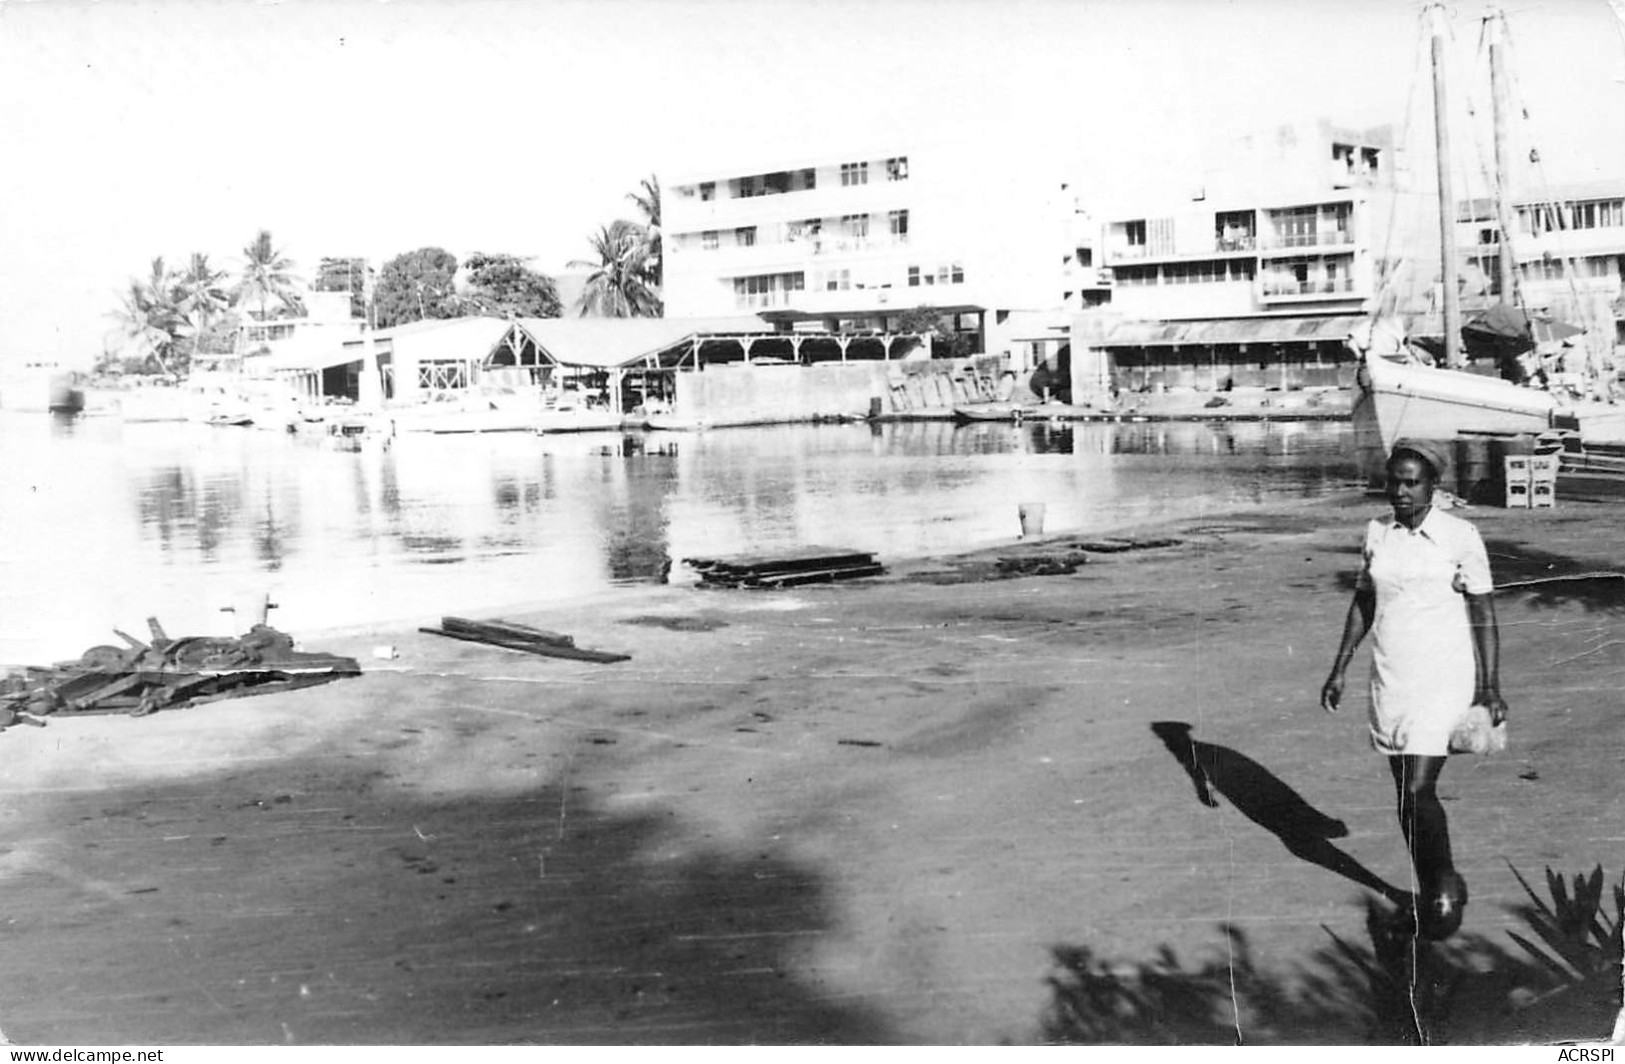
[1350,5,1625,474]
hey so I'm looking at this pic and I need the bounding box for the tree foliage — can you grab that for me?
[106,258,192,374]
[232,229,302,320]
[373,247,463,329]
[626,173,662,289]
[569,220,662,318]
[314,257,369,320]
[894,305,975,357]
[461,252,562,319]
[178,253,235,358]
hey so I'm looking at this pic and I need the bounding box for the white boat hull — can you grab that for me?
[1353,350,1625,478]
[1354,352,1552,476]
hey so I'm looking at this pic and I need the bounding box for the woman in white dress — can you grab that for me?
[1320,440,1507,939]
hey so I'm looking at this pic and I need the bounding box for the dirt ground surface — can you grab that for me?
[2,482,1624,1046]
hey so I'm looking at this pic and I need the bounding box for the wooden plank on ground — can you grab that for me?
[683,546,876,574]
[418,627,630,664]
[441,616,575,646]
[747,562,887,588]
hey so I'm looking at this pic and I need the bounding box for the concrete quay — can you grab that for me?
[1,485,1622,1045]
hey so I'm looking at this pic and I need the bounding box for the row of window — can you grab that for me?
[1518,199,1625,235]
[1118,204,1351,251]
[724,261,963,304]
[686,157,912,202]
[839,157,909,187]
[690,210,910,251]
[907,263,965,287]
[1518,254,1625,280]
[1112,260,1257,286]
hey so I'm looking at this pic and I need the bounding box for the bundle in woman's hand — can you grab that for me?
[1448,703,1507,755]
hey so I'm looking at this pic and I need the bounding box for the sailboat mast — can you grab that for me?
[1430,3,1464,368]
[1488,10,1518,304]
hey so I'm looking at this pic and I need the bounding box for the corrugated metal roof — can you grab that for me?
[382,316,516,364]
[1097,314,1367,348]
[514,315,774,369]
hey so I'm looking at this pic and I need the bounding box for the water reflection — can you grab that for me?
[0,413,1359,664]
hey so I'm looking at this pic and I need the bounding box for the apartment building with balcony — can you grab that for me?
[663,144,1107,367]
[1072,120,1405,402]
[1463,179,1625,331]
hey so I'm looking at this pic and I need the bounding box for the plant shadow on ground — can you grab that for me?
[0,750,892,1045]
[1150,721,1405,903]
[1333,540,1625,614]
[1041,724,1625,1044]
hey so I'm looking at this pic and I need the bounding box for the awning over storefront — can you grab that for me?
[1092,314,1369,349]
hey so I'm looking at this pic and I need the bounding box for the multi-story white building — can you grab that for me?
[662,144,1107,367]
[1075,120,1409,400]
[1464,179,1625,324]
[1096,120,1399,322]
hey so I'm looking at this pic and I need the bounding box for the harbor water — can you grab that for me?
[0,413,1362,666]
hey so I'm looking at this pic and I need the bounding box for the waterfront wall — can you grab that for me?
[673,360,987,423]
[674,362,884,423]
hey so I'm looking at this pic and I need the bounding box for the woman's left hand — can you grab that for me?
[1477,688,1509,726]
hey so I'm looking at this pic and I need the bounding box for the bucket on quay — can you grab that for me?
[1018,502,1046,537]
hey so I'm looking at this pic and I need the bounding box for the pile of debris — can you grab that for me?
[683,546,885,589]
[1,617,361,725]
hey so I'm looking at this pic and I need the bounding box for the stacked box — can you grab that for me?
[1530,453,1558,508]
[1503,456,1531,508]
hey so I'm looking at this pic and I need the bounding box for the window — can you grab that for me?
[908,266,920,287]
[1361,147,1380,174]
[1271,206,1320,247]
[951,263,964,284]
[1124,220,1147,246]
[736,226,756,247]
[842,213,869,239]
[886,156,908,181]
[1332,143,1355,171]
[889,209,909,238]
[823,269,851,292]
[800,168,816,190]
[701,231,718,250]
[1327,202,1352,240]
[699,182,715,202]
[419,361,469,391]
[732,272,806,309]
[1075,247,1092,267]
[840,161,868,187]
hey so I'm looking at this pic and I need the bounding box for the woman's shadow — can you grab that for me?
[1150,721,1405,903]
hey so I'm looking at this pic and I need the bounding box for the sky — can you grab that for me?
[3,0,1625,367]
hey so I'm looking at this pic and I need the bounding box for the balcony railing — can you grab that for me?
[680,234,911,257]
[734,290,799,310]
[1259,277,1356,297]
[1262,230,1354,250]
[1215,235,1256,252]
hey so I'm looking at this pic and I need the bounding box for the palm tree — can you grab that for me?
[569,220,663,318]
[232,229,301,321]
[109,271,189,375]
[627,174,662,288]
[178,252,232,356]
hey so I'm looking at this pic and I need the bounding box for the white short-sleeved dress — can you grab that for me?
[1356,508,1494,755]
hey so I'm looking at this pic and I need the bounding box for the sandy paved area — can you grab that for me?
[2,487,1622,1045]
